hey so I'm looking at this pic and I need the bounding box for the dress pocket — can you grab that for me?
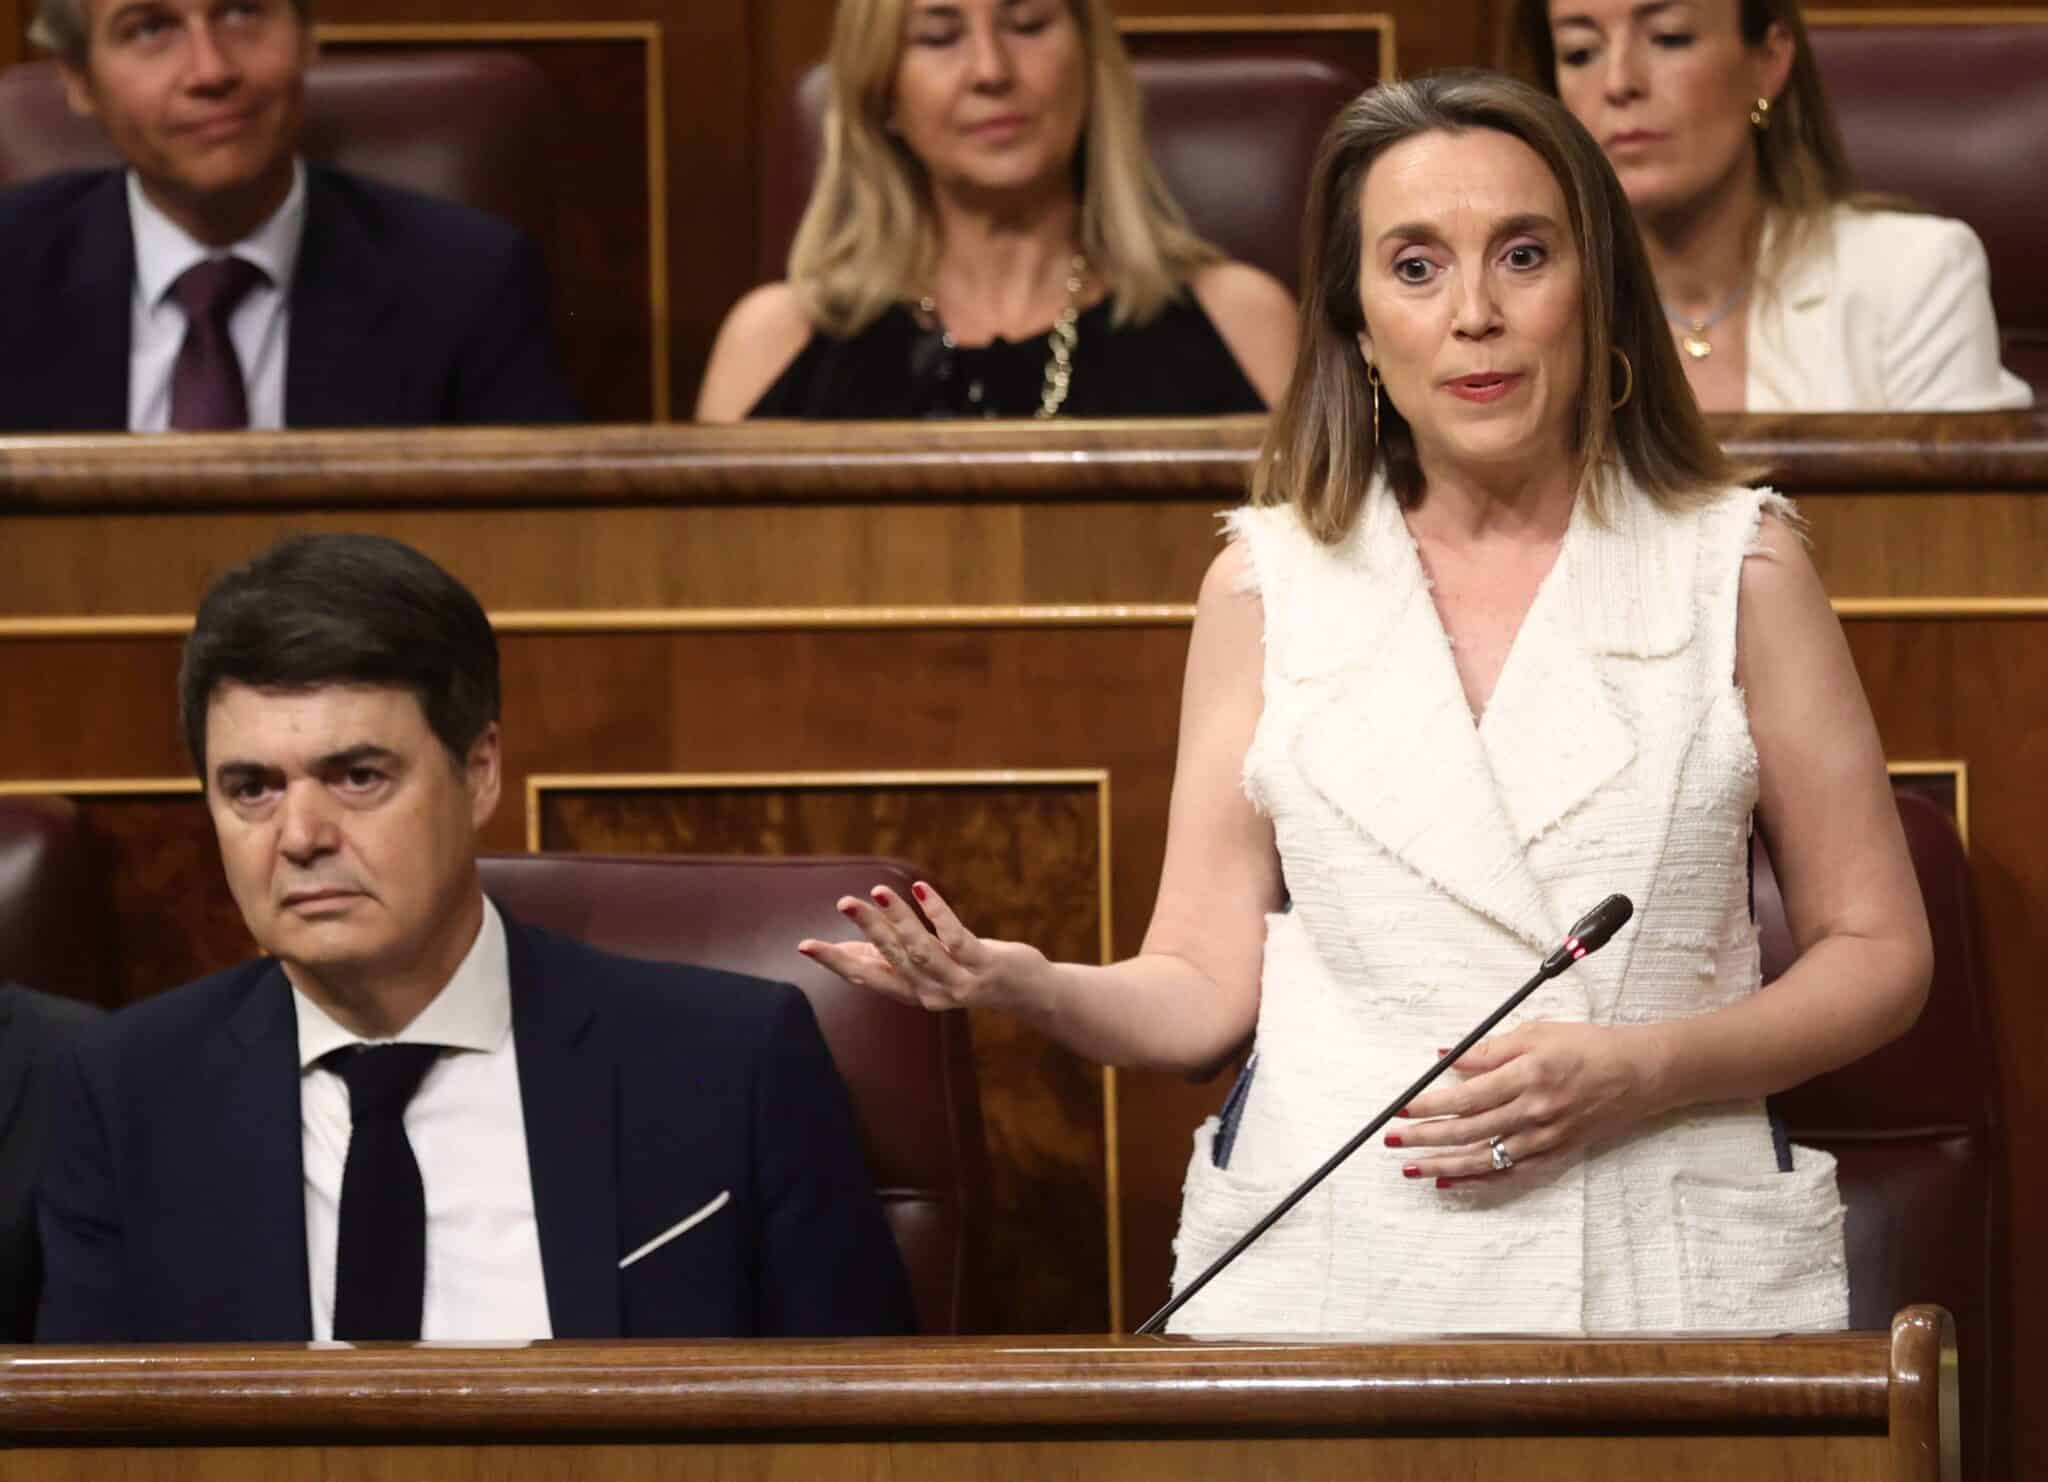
[1671,1147,1849,1331]
[1168,1118,1333,1334]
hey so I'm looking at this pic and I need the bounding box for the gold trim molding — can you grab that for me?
[4,596,2048,642]
[1886,760,1970,851]
[314,22,672,421]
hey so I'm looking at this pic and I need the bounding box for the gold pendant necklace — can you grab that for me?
[918,254,1089,418]
[1663,278,1749,361]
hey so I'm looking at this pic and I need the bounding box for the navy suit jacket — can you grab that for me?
[0,165,579,431]
[0,985,100,1342]
[35,913,915,1341]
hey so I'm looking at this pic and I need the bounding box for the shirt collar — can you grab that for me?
[128,157,308,312]
[291,896,512,1070]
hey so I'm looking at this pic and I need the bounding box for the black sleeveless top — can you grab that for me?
[748,294,1265,419]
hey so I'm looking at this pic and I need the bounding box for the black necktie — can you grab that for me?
[329,1043,443,1341]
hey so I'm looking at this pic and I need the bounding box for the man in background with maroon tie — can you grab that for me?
[0,0,578,431]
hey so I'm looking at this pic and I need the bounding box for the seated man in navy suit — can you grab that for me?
[0,0,578,431]
[37,534,913,1341]
[0,983,99,1342]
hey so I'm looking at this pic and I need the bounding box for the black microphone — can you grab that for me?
[1134,893,1635,1336]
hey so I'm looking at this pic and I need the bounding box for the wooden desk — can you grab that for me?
[0,417,2035,1469]
[0,1309,1959,1481]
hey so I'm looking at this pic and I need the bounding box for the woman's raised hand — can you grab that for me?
[798,881,1050,1015]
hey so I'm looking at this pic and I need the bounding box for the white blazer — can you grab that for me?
[1747,205,2033,412]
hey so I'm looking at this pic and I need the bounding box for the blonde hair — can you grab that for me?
[1255,71,1730,544]
[789,0,1222,337]
[1505,0,1863,271]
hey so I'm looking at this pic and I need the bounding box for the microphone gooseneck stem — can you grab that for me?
[1133,957,1560,1337]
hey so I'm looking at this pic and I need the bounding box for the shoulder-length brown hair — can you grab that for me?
[1255,70,1730,544]
[1504,0,1859,222]
[790,0,1221,337]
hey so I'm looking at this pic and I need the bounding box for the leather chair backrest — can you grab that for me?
[1807,20,2048,397]
[476,851,990,1335]
[1758,791,2002,1480]
[758,56,1363,291]
[0,797,110,1006]
[0,52,560,257]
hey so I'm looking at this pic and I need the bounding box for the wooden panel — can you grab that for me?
[0,1437,1897,1482]
[533,775,1112,1335]
[0,1322,1954,1482]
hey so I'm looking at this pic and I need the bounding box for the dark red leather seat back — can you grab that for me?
[759,56,1363,292]
[0,797,110,1006]
[1758,791,2003,1479]
[1808,21,2048,396]
[0,52,560,257]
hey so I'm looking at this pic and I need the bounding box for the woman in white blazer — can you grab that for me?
[801,74,1932,1335]
[1510,0,2031,411]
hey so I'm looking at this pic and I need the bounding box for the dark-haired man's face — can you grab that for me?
[204,681,500,1025]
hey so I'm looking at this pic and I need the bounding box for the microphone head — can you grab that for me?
[1567,894,1634,955]
[1540,895,1634,976]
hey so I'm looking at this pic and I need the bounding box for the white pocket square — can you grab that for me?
[618,1188,732,1270]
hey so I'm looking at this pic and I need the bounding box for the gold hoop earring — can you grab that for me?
[1610,347,1634,412]
[1366,361,1382,444]
[1749,96,1771,131]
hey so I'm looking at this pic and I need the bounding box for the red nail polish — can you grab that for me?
[1436,1047,1450,1057]
[1384,1134,1403,1148]
[838,902,859,918]
[912,882,929,902]
[872,887,893,906]
[1402,1164,1421,1179]
[1435,1177,1457,1189]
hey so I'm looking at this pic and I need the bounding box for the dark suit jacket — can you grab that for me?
[0,984,101,1343]
[35,913,915,1341]
[0,165,579,431]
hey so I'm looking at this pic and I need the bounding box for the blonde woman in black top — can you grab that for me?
[697,0,1296,420]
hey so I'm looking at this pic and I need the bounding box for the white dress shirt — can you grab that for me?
[293,898,554,1341]
[126,160,307,432]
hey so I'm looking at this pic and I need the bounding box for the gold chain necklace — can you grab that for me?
[1661,277,1750,360]
[918,254,1088,417]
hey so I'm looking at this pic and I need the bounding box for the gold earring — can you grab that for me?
[1610,347,1634,411]
[1367,361,1382,444]
[1749,95,1771,131]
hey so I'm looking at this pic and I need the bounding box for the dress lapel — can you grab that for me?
[1477,491,1638,855]
[506,914,622,1339]
[220,968,315,1340]
[1289,485,1563,951]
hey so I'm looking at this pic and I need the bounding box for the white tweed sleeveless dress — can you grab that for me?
[1166,477,1851,1336]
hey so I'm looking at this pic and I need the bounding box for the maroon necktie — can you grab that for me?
[168,256,266,430]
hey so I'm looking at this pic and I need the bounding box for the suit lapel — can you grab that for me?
[506,915,621,1339]
[219,967,314,1340]
[285,169,402,426]
[1289,486,1563,951]
[40,174,131,430]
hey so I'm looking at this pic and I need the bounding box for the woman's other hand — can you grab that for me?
[799,881,1049,1015]
[1384,1022,1671,1184]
